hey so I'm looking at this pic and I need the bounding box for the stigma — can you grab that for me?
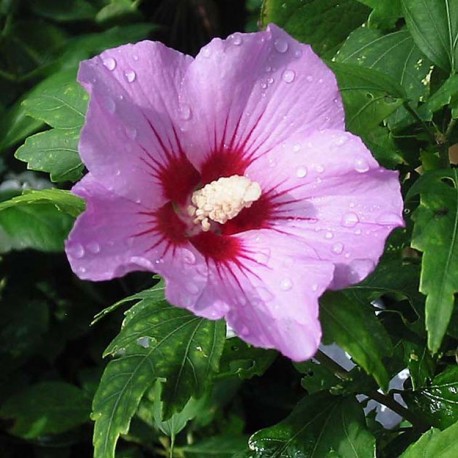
[188,175,262,231]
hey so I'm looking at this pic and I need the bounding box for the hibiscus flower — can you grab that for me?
[65,24,403,361]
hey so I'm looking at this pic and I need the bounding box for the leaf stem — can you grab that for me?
[314,350,430,431]
[403,101,436,145]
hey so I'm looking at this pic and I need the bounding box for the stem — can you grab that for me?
[403,101,437,145]
[314,350,430,431]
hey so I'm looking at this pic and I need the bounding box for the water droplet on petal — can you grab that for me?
[133,55,139,61]
[70,244,85,259]
[239,326,250,336]
[311,283,318,292]
[202,47,211,58]
[294,49,303,58]
[126,126,137,139]
[182,249,196,264]
[267,77,274,84]
[354,158,370,173]
[103,57,116,71]
[231,32,243,45]
[254,248,271,265]
[125,70,136,82]
[324,231,334,239]
[341,212,359,228]
[293,144,301,153]
[306,75,313,82]
[280,278,293,291]
[105,97,116,113]
[186,282,200,294]
[257,287,274,301]
[261,82,268,89]
[335,135,348,146]
[179,104,192,120]
[274,38,288,53]
[136,336,151,348]
[282,69,296,83]
[296,166,307,178]
[87,242,101,254]
[331,242,344,255]
[315,164,325,173]
[265,65,272,72]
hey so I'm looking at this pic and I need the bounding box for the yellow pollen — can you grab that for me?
[188,175,262,231]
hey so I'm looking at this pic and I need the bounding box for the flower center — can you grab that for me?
[187,175,262,232]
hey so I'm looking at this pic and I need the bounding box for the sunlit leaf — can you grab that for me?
[15,128,83,182]
[92,283,226,458]
[261,0,370,56]
[402,0,458,73]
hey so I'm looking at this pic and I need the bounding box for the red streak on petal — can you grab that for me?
[221,194,272,235]
[155,202,188,246]
[191,231,241,263]
[160,155,200,205]
[200,150,251,185]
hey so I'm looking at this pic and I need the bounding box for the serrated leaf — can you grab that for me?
[403,366,458,430]
[400,420,458,458]
[15,128,83,182]
[0,382,90,439]
[261,0,370,57]
[0,189,85,217]
[402,0,458,74]
[92,284,226,458]
[22,81,87,129]
[411,169,458,353]
[329,62,405,135]
[248,394,376,457]
[320,291,392,390]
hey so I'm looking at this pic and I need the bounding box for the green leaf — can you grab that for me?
[0,189,84,252]
[92,283,226,458]
[217,337,277,380]
[411,169,458,353]
[357,0,402,29]
[0,189,85,217]
[403,341,435,390]
[320,291,392,390]
[400,420,458,458]
[418,74,458,120]
[329,62,405,135]
[0,69,77,152]
[261,0,370,56]
[248,394,376,457]
[402,0,458,73]
[181,435,249,457]
[336,28,431,103]
[295,360,341,394]
[0,382,90,439]
[403,366,458,430]
[22,81,88,129]
[15,128,83,182]
[30,0,97,22]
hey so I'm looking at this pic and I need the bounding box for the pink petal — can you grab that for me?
[186,230,334,361]
[246,129,404,289]
[78,41,195,206]
[180,24,344,177]
[65,174,207,300]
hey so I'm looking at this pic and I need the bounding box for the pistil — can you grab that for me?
[188,175,262,231]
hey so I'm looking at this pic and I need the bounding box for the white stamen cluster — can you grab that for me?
[188,175,262,231]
